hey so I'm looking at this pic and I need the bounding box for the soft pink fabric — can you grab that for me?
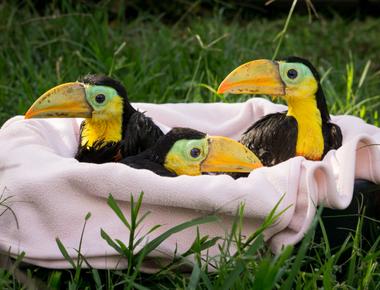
[0,98,379,269]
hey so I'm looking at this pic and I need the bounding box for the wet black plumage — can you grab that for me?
[120,128,206,177]
[75,136,122,164]
[240,113,298,166]
[240,57,342,166]
[75,75,164,163]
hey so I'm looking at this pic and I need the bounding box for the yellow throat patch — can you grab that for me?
[81,96,123,147]
[286,97,324,161]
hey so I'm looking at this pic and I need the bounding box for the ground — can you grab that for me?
[0,1,380,289]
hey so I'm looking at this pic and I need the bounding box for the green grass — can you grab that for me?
[1,2,380,124]
[1,1,380,289]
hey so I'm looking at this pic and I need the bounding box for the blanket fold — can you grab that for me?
[0,98,379,269]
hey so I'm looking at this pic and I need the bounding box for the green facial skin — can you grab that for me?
[84,85,119,110]
[164,138,209,175]
[168,138,209,164]
[278,62,314,86]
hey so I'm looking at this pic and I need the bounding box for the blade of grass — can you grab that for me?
[136,215,219,260]
[187,263,201,290]
[107,194,131,230]
[272,0,298,60]
[280,206,322,290]
[220,234,265,290]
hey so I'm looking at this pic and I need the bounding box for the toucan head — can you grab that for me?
[154,128,262,176]
[25,75,135,124]
[217,56,330,121]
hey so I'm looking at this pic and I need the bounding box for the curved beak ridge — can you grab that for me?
[25,82,92,119]
[201,136,262,173]
[217,59,286,96]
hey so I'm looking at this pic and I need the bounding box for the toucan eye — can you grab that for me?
[287,69,298,79]
[190,148,201,158]
[95,94,106,104]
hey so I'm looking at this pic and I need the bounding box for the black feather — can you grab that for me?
[240,113,298,166]
[322,122,343,155]
[122,111,164,156]
[75,141,122,163]
[120,151,176,177]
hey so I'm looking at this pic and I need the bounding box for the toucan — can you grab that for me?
[218,56,343,166]
[217,58,380,256]
[25,75,164,163]
[121,127,263,177]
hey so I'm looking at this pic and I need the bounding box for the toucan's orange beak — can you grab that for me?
[201,136,263,173]
[25,82,92,119]
[217,59,286,96]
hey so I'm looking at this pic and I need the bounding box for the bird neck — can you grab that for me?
[81,115,123,148]
[286,97,324,160]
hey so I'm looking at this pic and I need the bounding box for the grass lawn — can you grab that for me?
[1,1,380,289]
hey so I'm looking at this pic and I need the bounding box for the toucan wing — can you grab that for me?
[120,152,176,177]
[240,112,298,166]
[323,122,343,157]
[123,111,164,157]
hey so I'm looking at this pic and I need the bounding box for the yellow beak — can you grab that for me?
[217,59,285,96]
[201,136,262,173]
[25,82,92,119]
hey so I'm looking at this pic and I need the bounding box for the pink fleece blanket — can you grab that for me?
[1,98,380,270]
